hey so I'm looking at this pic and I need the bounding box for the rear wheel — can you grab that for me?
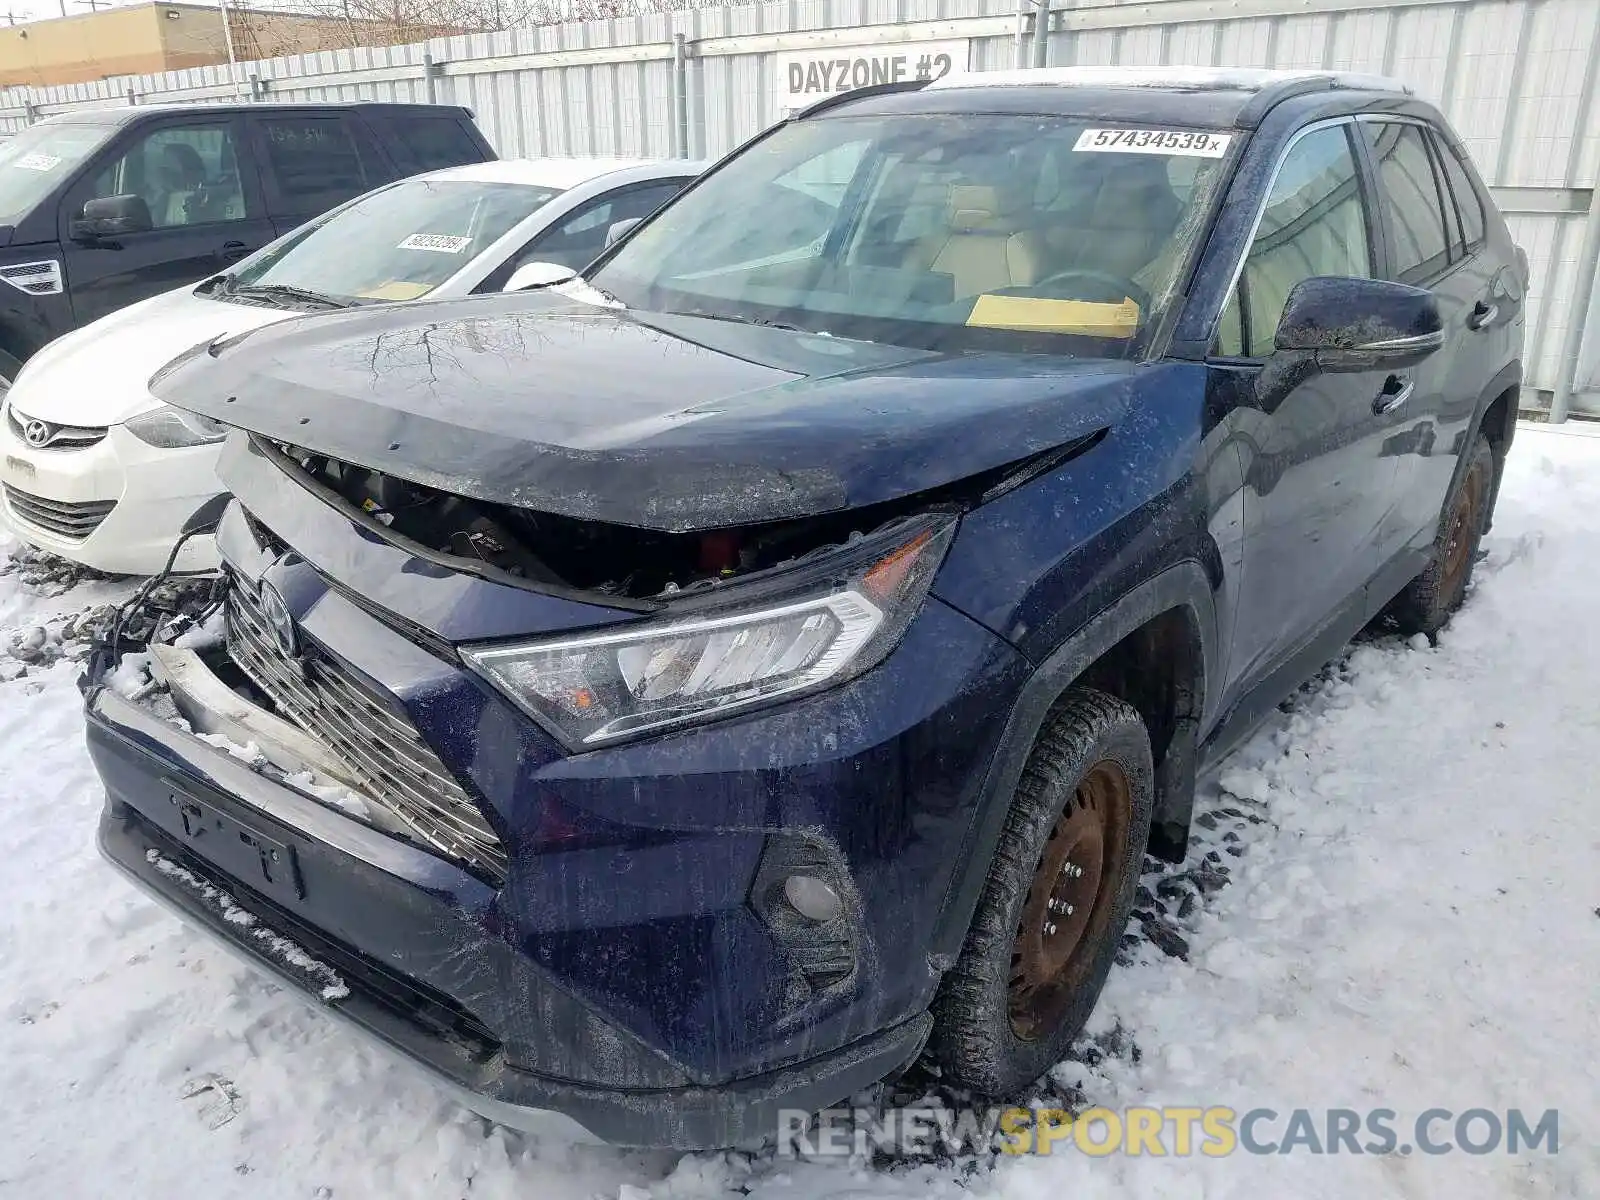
[1389,432,1495,637]
[931,688,1152,1095]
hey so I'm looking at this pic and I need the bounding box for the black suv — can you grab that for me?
[91,68,1525,1148]
[0,102,493,382]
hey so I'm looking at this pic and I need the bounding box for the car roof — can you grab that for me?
[47,101,471,126]
[822,66,1414,129]
[928,66,1412,98]
[422,157,700,189]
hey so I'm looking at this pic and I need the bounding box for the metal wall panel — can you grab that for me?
[0,0,1595,403]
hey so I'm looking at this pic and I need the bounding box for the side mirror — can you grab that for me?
[1274,276,1443,369]
[605,217,642,248]
[71,193,154,241]
[502,261,577,293]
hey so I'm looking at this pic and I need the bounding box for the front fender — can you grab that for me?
[927,559,1215,965]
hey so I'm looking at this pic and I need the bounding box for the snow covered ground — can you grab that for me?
[1,422,1596,1199]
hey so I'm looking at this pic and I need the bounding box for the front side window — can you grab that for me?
[1217,124,1372,357]
[1362,121,1451,284]
[591,114,1233,356]
[0,120,116,225]
[257,117,368,212]
[519,181,688,271]
[83,122,248,229]
[226,179,558,303]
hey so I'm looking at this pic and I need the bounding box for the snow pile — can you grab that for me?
[0,424,1595,1198]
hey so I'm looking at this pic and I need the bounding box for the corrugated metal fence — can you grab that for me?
[1,0,1596,409]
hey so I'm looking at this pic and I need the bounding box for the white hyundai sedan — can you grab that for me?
[0,156,702,574]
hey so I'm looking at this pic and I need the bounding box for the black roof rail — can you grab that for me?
[1236,71,1411,127]
[792,78,929,120]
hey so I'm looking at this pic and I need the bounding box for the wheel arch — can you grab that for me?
[929,561,1216,965]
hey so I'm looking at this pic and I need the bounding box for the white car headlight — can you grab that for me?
[124,405,228,448]
[462,514,957,748]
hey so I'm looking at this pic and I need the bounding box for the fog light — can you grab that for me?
[783,874,843,923]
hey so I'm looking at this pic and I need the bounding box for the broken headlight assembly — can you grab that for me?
[461,513,957,747]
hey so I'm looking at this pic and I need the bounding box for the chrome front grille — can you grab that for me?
[2,484,115,540]
[224,577,507,882]
[7,405,108,450]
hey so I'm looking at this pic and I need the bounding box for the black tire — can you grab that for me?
[930,688,1153,1095]
[1389,432,1495,637]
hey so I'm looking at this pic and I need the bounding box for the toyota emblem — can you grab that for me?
[22,419,50,448]
[258,581,299,658]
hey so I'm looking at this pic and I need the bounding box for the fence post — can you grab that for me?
[126,87,137,106]
[671,33,690,159]
[1031,0,1051,67]
[23,98,36,125]
[1548,186,1600,424]
[424,53,439,105]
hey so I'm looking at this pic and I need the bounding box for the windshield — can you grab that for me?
[592,114,1232,355]
[0,121,116,225]
[227,178,561,303]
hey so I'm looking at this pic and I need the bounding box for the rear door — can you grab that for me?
[1211,120,1403,695]
[61,114,273,325]
[1357,118,1505,557]
[248,112,378,234]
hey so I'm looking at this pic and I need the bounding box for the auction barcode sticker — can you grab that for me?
[398,233,472,253]
[1073,129,1233,157]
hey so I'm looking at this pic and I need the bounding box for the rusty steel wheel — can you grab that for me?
[1389,432,1496,637]
[1008,759,1132,1041]
[1438,448,1490,605]
[930,688,1152,1096]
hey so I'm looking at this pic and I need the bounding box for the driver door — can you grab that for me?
[1211,122,1406,701]
[61,116,272,325]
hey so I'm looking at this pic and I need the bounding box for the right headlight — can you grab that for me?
[124,404,228,449]
[461,513,957,748]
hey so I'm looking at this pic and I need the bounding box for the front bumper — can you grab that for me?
[0,417,223,574]
[89,684,933,1148]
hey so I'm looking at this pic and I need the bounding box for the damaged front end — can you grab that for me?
[81,421,1037,1147]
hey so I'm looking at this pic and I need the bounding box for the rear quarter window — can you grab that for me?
[381,116,485,174]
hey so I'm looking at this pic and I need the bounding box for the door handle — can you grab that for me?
[1374,374,1413,415]
[1467,300,1498,331]
[217,240,250,262]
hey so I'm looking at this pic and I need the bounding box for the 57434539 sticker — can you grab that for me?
[1073,128,1233,158]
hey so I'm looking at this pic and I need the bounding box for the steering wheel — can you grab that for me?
[1032,268,1151,313]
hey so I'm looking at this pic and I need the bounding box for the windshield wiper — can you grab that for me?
[225,283,351,311]
[662,308,804,332]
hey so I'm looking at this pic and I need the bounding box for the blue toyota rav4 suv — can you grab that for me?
[85,67,1525,1148]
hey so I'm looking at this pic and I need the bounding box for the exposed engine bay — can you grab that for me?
[267,433,1102,602]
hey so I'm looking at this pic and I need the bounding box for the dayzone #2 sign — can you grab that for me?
[775,40,970,114]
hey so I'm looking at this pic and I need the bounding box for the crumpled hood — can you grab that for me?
[8,284,291,427]
[151,291,1138,531]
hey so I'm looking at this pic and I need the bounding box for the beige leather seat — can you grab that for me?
[1045,159,1183,287]
[918,184,1046,298]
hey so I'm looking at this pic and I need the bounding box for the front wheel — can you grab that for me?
[0,349,20,399]
[930,688,1153,1095]
[1388,431,1495,637]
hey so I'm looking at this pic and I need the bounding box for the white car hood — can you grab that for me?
[7,286,294,427]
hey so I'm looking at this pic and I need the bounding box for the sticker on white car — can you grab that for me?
[1073,129,1233,157]
[397,233,473,254]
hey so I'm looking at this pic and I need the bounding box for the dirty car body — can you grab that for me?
[84,68,1524,1148]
